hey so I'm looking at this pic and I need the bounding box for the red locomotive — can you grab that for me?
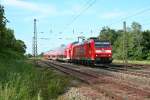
[44,37,112,64]
[71,37,112,64]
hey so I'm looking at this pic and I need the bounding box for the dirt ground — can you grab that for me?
[58,84,110,100]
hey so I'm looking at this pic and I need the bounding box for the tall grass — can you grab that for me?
[0,51,71,100]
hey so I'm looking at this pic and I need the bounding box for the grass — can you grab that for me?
[0,51,71,100]
[113,59,150,65]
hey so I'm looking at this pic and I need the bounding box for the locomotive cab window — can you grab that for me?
[94,41,110,48]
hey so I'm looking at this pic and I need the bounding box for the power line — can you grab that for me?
[69,0,97,25]
[62,1,150,40]
[108,7,150,27]
[90,7,150,37]
[63,0,97,32]
[80,0,92,7]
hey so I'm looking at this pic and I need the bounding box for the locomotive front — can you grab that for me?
[93,39,113,63]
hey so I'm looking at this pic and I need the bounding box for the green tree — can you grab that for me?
[3,28,16,48]
[13,40,26,54]
[130,22,143,60]
[25,53,32,58]
[98,27,119,45]
[112,30,124,59]
[141,30,150,60]
[98,22,150,60]
[0,4,26,54]
[0,5,7,47]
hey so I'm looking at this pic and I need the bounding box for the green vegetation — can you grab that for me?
[0,54,71,100]
[0,5,26,54]
[98,22,150,61]
[0,4,71,100]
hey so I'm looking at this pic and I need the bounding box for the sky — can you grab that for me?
[1,0,150,54]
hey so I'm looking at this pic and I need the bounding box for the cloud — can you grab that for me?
[1,0,57,15]
[99,11,125,20]
[1,0,94,22]
[2,0,37,10]
[1,0,59,22]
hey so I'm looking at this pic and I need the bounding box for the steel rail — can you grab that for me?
[39,60,150,100]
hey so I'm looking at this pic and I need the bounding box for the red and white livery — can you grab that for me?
[44,37,112,64]
[71,37,112,64]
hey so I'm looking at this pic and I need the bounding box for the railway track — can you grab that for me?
[39,60,150,100]
[43,60,99,84]
[98,64,150,78]
[117,63,150,69]
[61,62,150,78]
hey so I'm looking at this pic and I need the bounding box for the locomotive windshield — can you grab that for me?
[95,41,110,48]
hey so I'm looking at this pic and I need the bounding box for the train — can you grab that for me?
[43,37,112,64]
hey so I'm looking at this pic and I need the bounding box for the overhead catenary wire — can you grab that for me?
[62,0,97,33]
[77,6,150,37]
[66,2,150,38]
[61,1,150,41]
[106,8,150,67]
[91,7,150,38]
[108,7,150,27]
